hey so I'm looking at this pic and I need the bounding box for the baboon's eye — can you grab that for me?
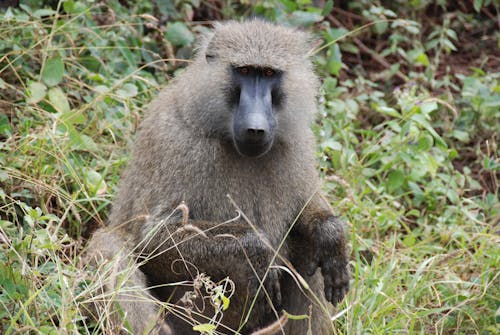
[238,67,250,75]
[263,68,275,77]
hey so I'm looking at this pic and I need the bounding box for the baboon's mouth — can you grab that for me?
[233,139,273,158]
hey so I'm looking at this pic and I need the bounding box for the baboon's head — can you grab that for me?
[195,20,318,158]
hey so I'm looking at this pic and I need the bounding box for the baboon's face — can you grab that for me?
[229,65,284,157]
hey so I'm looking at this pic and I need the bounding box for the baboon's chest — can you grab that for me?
[185,163,306,242]
[161,140,318,243]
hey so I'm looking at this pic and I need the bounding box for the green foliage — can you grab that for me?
[1,0,499,334]
[0,206,86,333]
[166,22,195,47]
[0,0,172,235]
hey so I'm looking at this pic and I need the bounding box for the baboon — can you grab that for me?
[85,20,349,334]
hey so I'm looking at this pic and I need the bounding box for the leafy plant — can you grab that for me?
[1,0,498,334]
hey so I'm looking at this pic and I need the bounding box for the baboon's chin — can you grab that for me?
[234,140,273,158]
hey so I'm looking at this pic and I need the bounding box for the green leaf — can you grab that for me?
[387,169,405,193]
[321,0,334,16]
[341,42,359,54]
[63,0,75,13]
[156,0,177,16]
[33,9,57,17]
[166,22,194,47]
[83,168,107,196]
[446,188,459,203]
[452,129,470,142]
[420,153,439,177]
[374,21,388,35]
[417,134,433,151]
[473,0,483,12]
[442,38,457,52]
[321,139,342,151]
[48,87,70,113]
[446,28,458,41]
[420,101,438,114]
[78,55,101,72]
[117,40,136,69]
[377,105,401,118]
[403,233,416,247]
[414,52,429,67]
[407,49,423,66]
[0,114,12,137]
[192,323,216,333]
[59,110,85,126]
[116,83,138,99]
[448,149,458,159]
[327,44,342,76]
[64,126,97,151]
[289,11,323,27]
[484,95,500,108]
[26,81,47,104]
[327,27,349,41]
[73,134,98,151]
[42,56,64,87]
[221,295,230,311]
[411,114,447,149]
[323,76,337,89]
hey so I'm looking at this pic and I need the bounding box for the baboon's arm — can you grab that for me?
[139,210,281,301]
[292,194,350,304]
[84,230,173,334]
[138,210,283,332]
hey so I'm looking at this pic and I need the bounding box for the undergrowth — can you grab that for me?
[1,0,499,334]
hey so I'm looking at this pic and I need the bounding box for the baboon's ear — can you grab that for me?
[205,33,219,64]
[204,21,228,64]
[205,52,216,64]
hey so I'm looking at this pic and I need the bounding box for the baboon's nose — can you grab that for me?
[246,127,266,140]
[242,111,269,142]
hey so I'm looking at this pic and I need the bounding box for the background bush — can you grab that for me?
[0,0,498,334]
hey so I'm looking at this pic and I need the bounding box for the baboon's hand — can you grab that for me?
[319,244,349,304]
[306,216,350,305]
[249,265,282,309]
[266,266,282,307]
[242,232,282,308]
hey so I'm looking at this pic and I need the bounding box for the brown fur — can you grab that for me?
[85,20,349,334]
